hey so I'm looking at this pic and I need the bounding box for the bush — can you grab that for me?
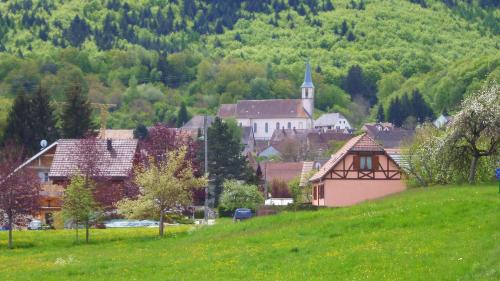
[219,180,264,213]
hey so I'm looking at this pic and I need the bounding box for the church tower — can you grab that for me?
[301,62,314,119]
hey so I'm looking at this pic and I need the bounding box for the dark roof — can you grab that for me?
[181,115,214,130]
[49,139,138,179]
[270,128,353,155]
[301,62,314,88]
[218,99,310,119]
[373,130,414,149]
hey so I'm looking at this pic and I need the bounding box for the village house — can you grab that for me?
[217,63,315,140]
[20,138,139,225]
[433,114,452,129]
[260,161,318,198]
[314,112,352,132]
[309,133,405,207]
[258,128,353,161]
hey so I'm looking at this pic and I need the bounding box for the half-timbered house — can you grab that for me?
[309,133,405,207]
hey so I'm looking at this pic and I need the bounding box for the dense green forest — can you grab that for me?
[0,0,498,138]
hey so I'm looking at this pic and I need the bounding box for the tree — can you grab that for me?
[176,102,190,127]
[376,104,385,122]
[270,178,291,198]
[118,146,207,237]
[3,87,58,154]
[61,84,94,138]
[64,15,91,47]
[219,180,264,212]
[133,124,149,140]
[447,83,499,183]
[30,88,59,149]
[207,118,249,206]
[62,175,99,243]
[3,92,32,154]
[0,145,40,248]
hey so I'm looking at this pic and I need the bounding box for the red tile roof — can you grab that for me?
[262,162,304,184]
[309,134,384,182]
[49,139,138,179]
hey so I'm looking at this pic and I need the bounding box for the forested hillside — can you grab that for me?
[0,0,498,135]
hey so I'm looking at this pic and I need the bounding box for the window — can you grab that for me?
[319,185,324,199]
[38,171,49,183]
[287,122,291,129]
[360,156,372,170]
[254,123,257,133]
[313,186,318,200]
[265,122,268,133]
[305,88,309,98]
[276,122,280,130]
[239,122,242,127]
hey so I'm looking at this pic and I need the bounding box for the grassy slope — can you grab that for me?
[0,184,499,280]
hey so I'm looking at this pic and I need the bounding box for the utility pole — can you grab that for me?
[203,115,209,223]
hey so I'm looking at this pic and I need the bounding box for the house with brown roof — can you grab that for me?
[217,63,315,140]
[309,133,405,207]
[268,128,353,161]
[362,122,414,149]
[19,139,139,225]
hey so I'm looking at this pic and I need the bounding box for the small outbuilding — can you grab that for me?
[309,133,405,207]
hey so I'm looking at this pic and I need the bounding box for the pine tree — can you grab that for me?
[3,92,33,153]
[376,104,385,122]
[388,97,404,127]
[176,102,190,127]
[61,84,94,138]
[207,118,248,206]
[30,88,58,148]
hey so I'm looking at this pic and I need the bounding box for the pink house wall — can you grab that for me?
[312,153,406,207]
[320,180,406,207]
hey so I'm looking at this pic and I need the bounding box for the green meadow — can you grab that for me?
[1,184,498,281]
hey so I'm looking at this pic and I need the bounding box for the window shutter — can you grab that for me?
[353,155,360,170]
[373,156,379,171]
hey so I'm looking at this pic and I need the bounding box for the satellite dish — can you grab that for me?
[40,140,48,149]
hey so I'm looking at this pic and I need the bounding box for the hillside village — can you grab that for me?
[0,0,499,280]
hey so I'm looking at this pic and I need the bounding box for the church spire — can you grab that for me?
[301,61,314,88]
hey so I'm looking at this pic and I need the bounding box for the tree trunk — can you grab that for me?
[159,210,165,237]
[8,217,13,249]
[468,156,479,184]
[85,221,89,243]
[75,220,79,243]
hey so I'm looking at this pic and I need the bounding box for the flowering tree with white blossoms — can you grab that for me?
[447,83,500,183]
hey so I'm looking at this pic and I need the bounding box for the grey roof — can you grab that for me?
[314,113,348,127]
[301,62,314,88]
[181,115,214,130]
[49,139,138,179]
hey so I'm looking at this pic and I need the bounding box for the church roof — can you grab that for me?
[218,99,310,119]
[301,62,314,88]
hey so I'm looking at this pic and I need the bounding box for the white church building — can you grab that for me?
[218,62,315,140]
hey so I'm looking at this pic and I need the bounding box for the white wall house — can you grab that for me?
[218,63,315,140]
[314,113,351,132]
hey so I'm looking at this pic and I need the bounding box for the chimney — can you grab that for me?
[107,139,113,151]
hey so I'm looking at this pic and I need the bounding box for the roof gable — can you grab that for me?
[309,134,387,182]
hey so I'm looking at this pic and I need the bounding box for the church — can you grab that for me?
[217,62,315,140]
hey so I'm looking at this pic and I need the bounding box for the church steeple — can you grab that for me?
[301,61,314,89]
[301,62,314,120]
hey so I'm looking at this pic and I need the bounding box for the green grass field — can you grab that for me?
[1,184,499,281]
